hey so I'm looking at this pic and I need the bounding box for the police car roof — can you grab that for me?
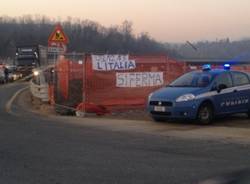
[192,69,248,77]
[204,69,226,75]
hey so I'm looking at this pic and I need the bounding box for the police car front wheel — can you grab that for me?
[197,103,213,125]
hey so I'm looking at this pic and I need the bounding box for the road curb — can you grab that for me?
[5,86,29,114]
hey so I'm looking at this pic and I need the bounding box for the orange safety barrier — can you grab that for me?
[84,54,186,111]
[50,54,187,113]
[54,55,83,108]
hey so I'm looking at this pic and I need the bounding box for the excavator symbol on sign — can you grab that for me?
[48,24,69,44]
[55,30,64,41]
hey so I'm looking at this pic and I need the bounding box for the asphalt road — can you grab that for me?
[1,82,250,184]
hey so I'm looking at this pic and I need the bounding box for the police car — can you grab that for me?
[147,64,250,124]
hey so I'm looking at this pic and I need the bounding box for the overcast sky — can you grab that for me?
[2,0,250,42]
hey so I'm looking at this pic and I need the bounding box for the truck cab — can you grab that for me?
[15,45,47,76]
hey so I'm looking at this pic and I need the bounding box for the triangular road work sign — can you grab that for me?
[48,24,69,44]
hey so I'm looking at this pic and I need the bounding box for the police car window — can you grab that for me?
[170,72,212,87]
[232,72,250,86]
[197,74,212,87]
[214,73,233,89]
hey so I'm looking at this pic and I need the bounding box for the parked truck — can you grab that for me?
[15,45,48,76]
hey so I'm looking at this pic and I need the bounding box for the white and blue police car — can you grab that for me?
[147,64,250,124]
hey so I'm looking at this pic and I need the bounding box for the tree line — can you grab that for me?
[0,15,178,60]
[1,15,250,61]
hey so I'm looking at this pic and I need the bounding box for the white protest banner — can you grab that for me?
[92,55,136,71]
[116,72,164,88]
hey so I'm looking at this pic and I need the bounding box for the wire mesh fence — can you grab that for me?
[47,53,85,114]
[83,55,185,112]
[46,53,187,115]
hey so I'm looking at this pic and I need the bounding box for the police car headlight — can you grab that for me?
[176,94,195,102]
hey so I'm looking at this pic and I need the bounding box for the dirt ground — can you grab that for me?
[24,89,250,125]
[24,89,152,121]
[19,89,57,116]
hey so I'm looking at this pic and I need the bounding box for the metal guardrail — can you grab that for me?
[29,67,50,102]
[30,80,49,102]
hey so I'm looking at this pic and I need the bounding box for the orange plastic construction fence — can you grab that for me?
[83,54,186,111]
[51,54,187,113]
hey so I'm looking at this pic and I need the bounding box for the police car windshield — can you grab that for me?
[169,72,213,88]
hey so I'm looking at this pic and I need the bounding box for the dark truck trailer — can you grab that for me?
[15,45,48,76]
